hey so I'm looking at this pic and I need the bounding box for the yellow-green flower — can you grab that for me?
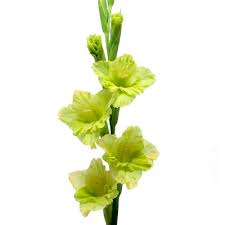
[59,90,113,148]
[69,159,119,217]
[97,126,159,189]
[93,54,155,107]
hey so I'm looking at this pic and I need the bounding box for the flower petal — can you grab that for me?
[69,171,86,190]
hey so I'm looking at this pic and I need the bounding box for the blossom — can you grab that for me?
[69,159,119,216]
[97,126,159,188]
[93,54,155,107]
[59,90,113,148]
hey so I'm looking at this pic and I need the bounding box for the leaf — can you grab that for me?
[98,0,109,33]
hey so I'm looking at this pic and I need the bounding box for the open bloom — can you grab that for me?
[59,90,113,148]
[69,159,119,216]
[97,126,159,189]
[93,54,155,107]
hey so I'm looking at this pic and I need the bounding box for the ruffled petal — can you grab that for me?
[144,140,159,161]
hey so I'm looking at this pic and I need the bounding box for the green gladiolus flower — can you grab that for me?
[69,159,119,217]
[97,126,159,189]
[92,54,155,107]
[59,90,113,148]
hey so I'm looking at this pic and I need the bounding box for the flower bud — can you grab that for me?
[109,13,124,60]
[87,34,106,62]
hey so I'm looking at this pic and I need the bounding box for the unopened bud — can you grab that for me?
[87,34,106,62]
[109,13,124,60]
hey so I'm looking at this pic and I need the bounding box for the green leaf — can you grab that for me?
[92,54,156,107]
[58,90,113,148]
[103,204,113,225]
[108,0,115,8]
[97,126,159,188]
[98,0,110,33]
[69,159,119,217]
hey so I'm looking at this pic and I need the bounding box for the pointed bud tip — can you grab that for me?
[112,13,124,25]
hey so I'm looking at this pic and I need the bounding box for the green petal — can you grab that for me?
[97,134,117,151]
[113,92,134,108]
[97,126,158,188]
[93,54,156,107]
[75,187,118,217]
[111,170,142,189]
[70,159,119,217]
[59,90,113,148]
[69,171,86,190]
[144,140,159,161]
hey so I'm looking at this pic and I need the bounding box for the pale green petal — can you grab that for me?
[78,131,100,149]
[97,126,159,188]
[144,140,159,160]
[136,67,155,88]
[111,170,142,189]
[69,159,119,217]
[92,61,109,79]
[97,134,117,151]
[59,90,113,148]
[128,154,153,171]
[75,187,118,217]
[92,54,156,107]
[69,171,86,190]
[113,92,134,108]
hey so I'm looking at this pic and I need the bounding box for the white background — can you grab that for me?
[0,0,225,224]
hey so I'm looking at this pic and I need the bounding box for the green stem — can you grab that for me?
[105,32,110,59]
[109,107,121,225]
[109,107,120,135]
[111,184,123,225]
[102,5,122,225]
[100,122,110,137]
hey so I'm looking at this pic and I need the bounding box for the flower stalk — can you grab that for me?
[59,1,159,225]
